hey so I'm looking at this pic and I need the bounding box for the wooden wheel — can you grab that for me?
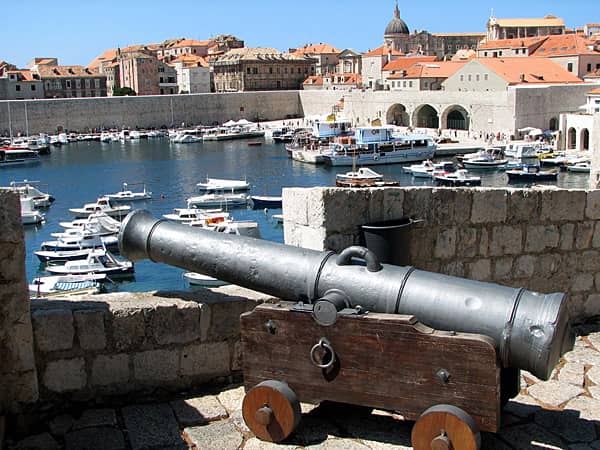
[411,404,481,450]
[242,380,301,443]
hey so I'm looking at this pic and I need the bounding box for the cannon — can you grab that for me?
[119,210,574,448]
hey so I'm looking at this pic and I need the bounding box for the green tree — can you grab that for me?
[113,86,136,96]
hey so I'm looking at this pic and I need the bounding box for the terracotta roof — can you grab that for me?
[292,43,340,55]
[383,56,437,71]
[170,54,208,67]
[173,39,209,48]
[303,75,323,85]
[531,34,599,56]
[363,45,403,57]
[6,70,38,81]
[588,87,600,94]
[36,65,100,78]
[388,61,467,79]
[494,16,564,28]
[326,73,362,84]
[88,49,118,69]
[479,36,547,50]
[477,57,583,84]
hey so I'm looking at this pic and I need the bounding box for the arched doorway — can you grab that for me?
[442,105,470,130]
[567,128,577,150]
[549,117,558,131]
[386,104,410,126]
[580,129,590,150]
[413,104,439,129]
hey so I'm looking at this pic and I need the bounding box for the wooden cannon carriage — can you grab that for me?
[241,302,520,450]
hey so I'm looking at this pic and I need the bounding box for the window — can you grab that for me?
[66,80,71,88]
[75,79,81,89]
[409,81,413,88]
[460,75,464,81]
[468,74,472,81]
[31,85,36,91]
[484,74,489,81]
[476,74,480,81]
[95,79,100,88]
[587,64,592,72]
[15,84,21,91]
[567,63,573,72]
[253,68,258,74]
[484,52,488,57]
[269,67,273,74]
[247,68,251,74]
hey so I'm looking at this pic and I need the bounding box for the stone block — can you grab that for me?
[0,370,39,409]
[578,250,600,272]
[323,188,372,233]
[65,427,125,450]
[527,380,584,407]
[217,386,245,413]
[572,273,595,292]
[49,414,74,436]
[471,189,506,223]
[490,225,522,256]
[180,342,230,378]
[493,257,513,280]
[14,432,60,450]
[404,188,433,223]
[434,227,457,259]
[439,261,463,277]
[43,358,86,393]
[90,354,130,386]
[73,409,117,430]
[585,190,600,219]
[514,255,536,279]
[0,191,24,242]
[507,189,540,223]
[457,227,478,258]
[74,310,106,351]
[536,253,562,277]
[285,223,327,251]
[524,225,559,253]
[479,228,490,256]
[122,403,186,450]
[185,421,243,450]
[170,395,228,426]
[430,189,459,225]
[111,308,145,351]
[203,294,257,341]
[133,349,179,383]
[382,188,404,220]
[575,221,595,250]
[559,223,575,250]
[593,222,600,248]
[324,233,358,254]
[146,303,200,345]
[583,294,600,318]
[32,309,74,352]
[540,189,586,221]
[467,259,491,281]
[282,188,309,226]
[557,362,585,387]
[231,340,242,371]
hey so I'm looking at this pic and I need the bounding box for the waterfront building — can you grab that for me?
[478,34,600,78]
[290,43,340,75]
[558,87,600,151]
[157,38,212,60]
[486,13,565,41]
[169,55,211,94]
[117,48,178,95]
[302,73,362,91]
[212,47,315,92]
[27,58,107,98]
[337,49,363,75]
[362,45,403,90]
[385,60,467,92]
[0,69,44,100]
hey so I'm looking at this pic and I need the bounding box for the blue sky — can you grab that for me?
[2,0,596,68]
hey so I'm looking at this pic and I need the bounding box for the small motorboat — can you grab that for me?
[35,247,98,263]
[69,196,131,219]
[461,152,508,169]
[59,212,120,234]
[506,165,558,182]
[40,232,118,252]
[10,180,55,208]
[434,169,481,187]
[183,272,229,287]
[196,177,250,193]
[250,195,283,209]
[163,207,229,225]
[566,162,591,173]
[45,248,134,277]
[29,273,106,298]
[337,167,384,182]
[404,160,455,178]
[187,193,249,208]
[105,182,152,202]
[20,196,45,225]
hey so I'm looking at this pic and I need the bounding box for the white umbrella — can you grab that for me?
[223,120,237,127]
[528,128,544,137]
[236,119,253,126]
[518,126,537,133]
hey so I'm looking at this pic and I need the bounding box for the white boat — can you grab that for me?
[172,133,202,143]
[203,126,265,141]
[40,232,118,252]
[59,213,120,234]
[202,219,262,239]
[196,177,250,192]
[69,196,131,219]
[403,160,455,178]
[20,196,45,225]
[29,274,106,297]
[461,149,508,169]
[10,180,54,208]
[0,148,41,167]
[324,128,436,166]
[105,183,152,202]
[163,207,229,225]
[504,142,538,159]
[35,247,98,263]
[434,169,481,187]
[290,147,332,164]
[567,162,591,173]
[183,272,229,287]
[45,248,134,276]
[187,193,249,208]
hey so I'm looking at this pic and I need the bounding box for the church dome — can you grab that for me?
[385,3,409,35]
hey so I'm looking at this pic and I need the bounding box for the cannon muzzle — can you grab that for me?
[119,210,574,380]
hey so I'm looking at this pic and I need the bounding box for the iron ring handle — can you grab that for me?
[309,338,336,369]
[336,246,382,272]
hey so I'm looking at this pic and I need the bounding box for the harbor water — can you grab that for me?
[1,137,591,293]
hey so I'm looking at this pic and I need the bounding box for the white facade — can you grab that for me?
[172,62,210,94]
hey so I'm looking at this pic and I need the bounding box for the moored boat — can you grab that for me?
[250,195,283,209]
[10,180,54,208]
[29,273,106,298]
[187,193,249,208]
[20,196,45,225]
[196,177,250,193]
[506,165,559,182]
[566,162,591,173]
[45,248,134,276]
[69,197,131,219]
[183,272,229,287]
[0,148,41,167]
[105,182,152,202]
[434,169,481,187]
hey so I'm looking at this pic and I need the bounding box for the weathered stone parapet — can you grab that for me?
[29,286,274,402]
[0,190,38,412]
[283,186,600,321]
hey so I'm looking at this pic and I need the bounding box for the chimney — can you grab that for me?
[519,73,526,82]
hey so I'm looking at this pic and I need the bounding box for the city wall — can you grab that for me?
[0,91,303,135]
[283,186,600,320]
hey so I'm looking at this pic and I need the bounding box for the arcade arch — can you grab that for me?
[386,104,410,126]
[567,128,577,150]
[442,105,470,130]
[549,117,558,131]
[580,129,590,151]
[413,104,439,129]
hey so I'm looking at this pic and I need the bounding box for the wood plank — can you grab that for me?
[241,303,502,432]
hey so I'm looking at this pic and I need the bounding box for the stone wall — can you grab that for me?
[29,287,273,403]
[282,186,600,321]
[0,190,38,414]
[0,91,303,135]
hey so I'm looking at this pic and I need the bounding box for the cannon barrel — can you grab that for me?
[119,210,574,380]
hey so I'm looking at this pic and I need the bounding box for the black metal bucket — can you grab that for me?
[360,217,415,266]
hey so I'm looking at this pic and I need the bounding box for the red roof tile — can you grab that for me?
[383,56,437,71]
[477,57,583,84]
[363,45,403,57]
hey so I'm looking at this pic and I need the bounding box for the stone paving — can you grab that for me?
[6,322,600,450]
